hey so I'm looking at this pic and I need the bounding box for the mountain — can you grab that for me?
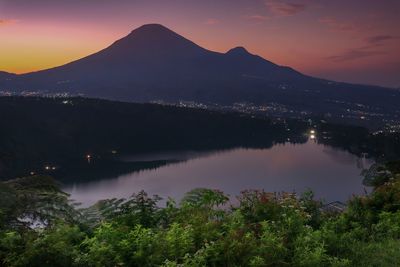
[0,71,16,81]
[1,24,399,121]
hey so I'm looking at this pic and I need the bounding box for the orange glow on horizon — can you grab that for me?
[0,0,399,87]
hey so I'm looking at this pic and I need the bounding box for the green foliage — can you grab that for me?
[299,189,323,227]
[121,225,160,266]
[163,223,195,261]
[79,223,129,267]
[110,190,162,228]
[292,229,350,267]
[1,225,85,267]
[0,231,25,266]
[1,162,400,266]
[372,211,400,239]
[181,188,229,209]
[0,176,77,229]
[255,221,288,266]
[348,239,400,267]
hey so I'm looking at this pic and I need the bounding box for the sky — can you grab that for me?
[0,0,399,87]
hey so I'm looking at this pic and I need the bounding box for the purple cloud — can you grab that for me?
[325,32,398,62]
[366,35,399,46]
[243,14,270,22]
[204,18,219,25]
[319,17,356,32]
[0,19,16,26]
[327,49,386,62]
[265,0,306,16]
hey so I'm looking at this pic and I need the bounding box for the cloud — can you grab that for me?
[319,17,356,32]
[204,18,219,25]
[265,0,306,16]
[0,19,16,26]
[327,49,386,62]
[243,14,270,22]
[326,34,398,62]
[366,35,399,46]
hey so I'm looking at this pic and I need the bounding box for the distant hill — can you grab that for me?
[0,96,399,180]
[0,71,16,81]
[1,24,399,120]
[0,96,308,179]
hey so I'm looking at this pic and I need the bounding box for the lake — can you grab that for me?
[63,141,371,207]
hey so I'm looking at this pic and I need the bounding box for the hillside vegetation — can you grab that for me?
[0,96,307,179]
[1,162,400,266]
[1,96,399,181]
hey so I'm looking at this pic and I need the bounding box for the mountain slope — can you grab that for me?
[0,24,308,98]
[0,71,16,81]
[1,24,399,119]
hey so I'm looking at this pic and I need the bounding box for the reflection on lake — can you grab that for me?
[63,141,372,207]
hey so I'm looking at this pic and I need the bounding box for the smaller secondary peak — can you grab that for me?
[226,46,250,55]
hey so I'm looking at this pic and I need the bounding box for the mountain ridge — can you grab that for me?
[0,24,399,123]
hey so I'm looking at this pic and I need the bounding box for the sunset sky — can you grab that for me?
[0,0,399,87]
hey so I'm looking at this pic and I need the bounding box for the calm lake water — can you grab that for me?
[64,141,371,207]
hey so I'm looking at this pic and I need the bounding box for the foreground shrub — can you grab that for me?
[1,162,400,266]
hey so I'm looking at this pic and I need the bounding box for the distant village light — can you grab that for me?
[45,166,50,170]
[310,134,316,139]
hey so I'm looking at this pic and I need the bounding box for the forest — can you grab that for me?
[1,96,399,181]
[0,161,400,266]
[0,96,308,179]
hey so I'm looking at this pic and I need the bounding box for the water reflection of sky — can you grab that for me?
[64,141,373,207]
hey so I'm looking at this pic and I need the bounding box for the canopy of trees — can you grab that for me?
[1,96,399,181]
[1,161,400,266]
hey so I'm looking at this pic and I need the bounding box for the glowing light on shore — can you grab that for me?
[44,165,57,171]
